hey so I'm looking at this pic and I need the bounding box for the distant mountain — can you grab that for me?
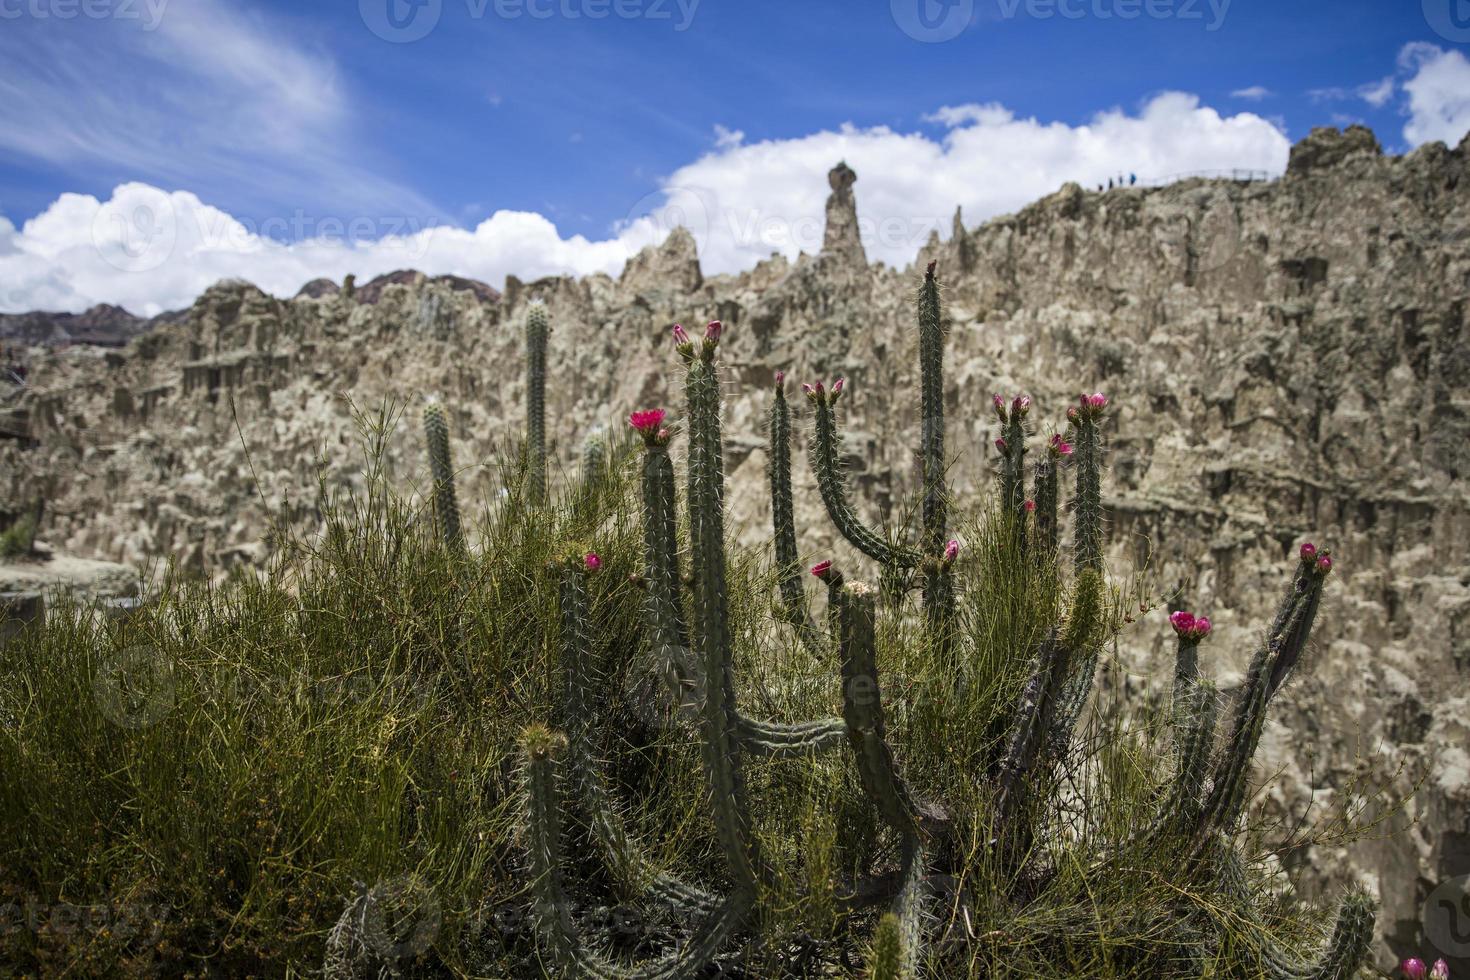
[0,303,158,348]
[4,272,500,348]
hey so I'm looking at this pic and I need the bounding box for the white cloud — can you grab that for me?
[1399,43,1470,148]
[0,92,1290,316]
[1231,86,1272,101]
[1359,76,1396,108]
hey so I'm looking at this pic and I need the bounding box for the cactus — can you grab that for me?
[513,298,1372,978]
[1069,393,1108,575]
[422,399,463,552]
[526,300,549,504]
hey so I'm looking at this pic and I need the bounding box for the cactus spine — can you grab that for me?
[526,300,549,504]
[422,399,463,552]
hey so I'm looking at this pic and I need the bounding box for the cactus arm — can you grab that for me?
[684,344,764,896]
[526,301,549,504]
[556,565,718,915]
[1155,680,1219,837]
[640,444,693,683]
[1259,891,1375,980]
[993,628,1067,836]
[1070,407,1105,575]
[736,715,848,758]
[809,395,921,569]
[422,400,463,552]
[520,726,747,980]
[1032,454,1059,560]
[917,263,946,556]
[1045,570,1106,760]
[838,580,946,838]
[768,377,822,649]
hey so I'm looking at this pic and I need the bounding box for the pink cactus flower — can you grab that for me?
[993,394,1007,418]
[656,428,670,442]
[995,437,1008,453]
[1049,434,1074,457]
[1012,395,1031,415]
[810,559,834,579]
[704,320,722,343]
[1317,555,1333,574]
[832,378,845,396]
[1300,542,1317,561]
[802,383,815,396]
[944,539,959,562]
[629,409,666,435]
[1403,959,1427,980]
[1024,499,1036,513]
[775,370,785,385]
[584,553,602,573]
[1066,406,1079,423]
[1431,958,1449,980]
[1085,392,1108,409]
[1170,610,1212,641]
[672,323,690,346]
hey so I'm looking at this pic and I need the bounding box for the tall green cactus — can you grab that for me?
[1069,393,1108,574]
[514,303,1372,979]
[769,371,818,646]
[525,300,549,504]
[422,399,463,552]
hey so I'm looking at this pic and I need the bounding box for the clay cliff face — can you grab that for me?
[2,125,1467,970]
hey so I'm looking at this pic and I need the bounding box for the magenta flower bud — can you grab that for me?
[1023,499,1036,513]
[810,559,834,579]
[775,370,785,385]
[704,320,722,343]
[1431,958,1449,980]
[992,394,1006,418]
[584,552,602,573]
[1193,616,1212,638]
[1012,394,1031,416]
[1087,392,1108,409]
[1403,959,1427,980]
[1299,542,1316,561]
[814,380,825,395]
[672,323,690,346]
[943,539,959,563]
[1316,555,1333,575]
[1049,434,1074,457]
[1066,406,1079,423]
[656,427,670,442]
[802,383,815,396]
[1170,610,1197,635]
[832,378,845,396]
[995,437,1008,453]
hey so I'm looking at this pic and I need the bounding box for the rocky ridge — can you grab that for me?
[2,124,1467,971]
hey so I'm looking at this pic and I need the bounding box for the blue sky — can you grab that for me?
[0,0,1467,313]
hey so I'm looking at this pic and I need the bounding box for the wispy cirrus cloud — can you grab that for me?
[0,0,436,219]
